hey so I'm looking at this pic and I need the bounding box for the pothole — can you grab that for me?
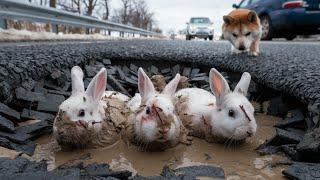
[0,58,311,179]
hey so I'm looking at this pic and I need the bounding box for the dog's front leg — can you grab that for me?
[249,39,260,56]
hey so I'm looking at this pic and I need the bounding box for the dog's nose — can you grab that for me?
[238,45,246,51]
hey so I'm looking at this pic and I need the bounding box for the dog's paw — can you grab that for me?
[248,51,259,57]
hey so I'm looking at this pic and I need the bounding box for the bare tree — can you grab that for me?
[131,0,154,30]
[153,27,162,34]
[120,0,132,24]
[100,0,111,20]
[72,0,82,14]
[111,0,155,30]
[50,0,56,7]
[57,0,81,13]
[83,0,99,16]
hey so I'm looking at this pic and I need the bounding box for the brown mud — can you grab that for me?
[33,113,287,179]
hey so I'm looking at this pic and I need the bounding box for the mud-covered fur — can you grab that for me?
[125,68,191,151]
[54,92,130,149]
[175,68,257,144]
[53,66,130,149]
[222,9,262,56]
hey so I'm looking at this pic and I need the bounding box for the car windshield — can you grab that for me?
[190,18,210,24]
[239,0,250,8]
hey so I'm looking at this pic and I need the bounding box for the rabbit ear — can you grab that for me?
[86,68,107,102]
[209,68,230,105]
[163,73,181,96]
[234,72,251,96]
[138,67,155,103]
[71,66,85,95]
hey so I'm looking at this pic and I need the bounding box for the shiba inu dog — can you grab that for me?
[222,9,262,56]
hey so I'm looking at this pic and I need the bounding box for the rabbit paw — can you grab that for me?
[180,135,193,146]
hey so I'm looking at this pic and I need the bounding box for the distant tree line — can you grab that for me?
[25,0,161,33]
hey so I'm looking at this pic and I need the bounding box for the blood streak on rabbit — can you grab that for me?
[175,68,257,143]
[126,68,190,150]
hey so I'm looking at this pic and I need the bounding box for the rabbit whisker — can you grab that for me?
[224,134,235,149]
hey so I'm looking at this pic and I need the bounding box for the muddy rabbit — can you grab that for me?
[175,68,257,143]
[124,68,191,151]
[53,66,130,149]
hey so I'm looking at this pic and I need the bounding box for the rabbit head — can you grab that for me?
[208,68,257,141]
[53,66,107,147]
[132,68,182,146]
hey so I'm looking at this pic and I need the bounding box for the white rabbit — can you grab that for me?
[125,68,190,150]
[53,66,130,149]
[175,68,257,143]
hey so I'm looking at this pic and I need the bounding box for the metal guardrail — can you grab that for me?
[0,0,159,37]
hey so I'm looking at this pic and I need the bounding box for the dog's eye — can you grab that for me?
[146,107,151,115]
[78,109,85,117]
[232,33,238,37]
[245,32,251,36]
[228,110,235,117]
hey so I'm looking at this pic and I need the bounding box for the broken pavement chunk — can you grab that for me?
[21,109,54,121]
[37,94,65,113]
[0,102,20,121]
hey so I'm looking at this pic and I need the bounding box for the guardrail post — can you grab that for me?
[0,18,8,29]
[51,24,58,34]
[85,28,90,34]
[108,30,111,36]
[133,33,135,38]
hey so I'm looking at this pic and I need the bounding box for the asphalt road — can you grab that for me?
[0,40,319,108]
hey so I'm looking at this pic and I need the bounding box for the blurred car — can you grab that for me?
[233,0,320,40]
[186,17,214,40]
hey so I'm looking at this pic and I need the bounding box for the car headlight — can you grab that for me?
[190,25,196,31]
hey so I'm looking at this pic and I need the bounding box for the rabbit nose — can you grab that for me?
[159,127,169,134]
[247,131,253,137]
[75,120,88,128]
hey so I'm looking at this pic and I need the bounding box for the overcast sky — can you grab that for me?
[111,0,241,35]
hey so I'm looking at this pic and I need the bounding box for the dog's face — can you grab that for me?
[222,9,261,51]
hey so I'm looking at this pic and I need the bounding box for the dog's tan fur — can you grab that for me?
[222,9,261,56]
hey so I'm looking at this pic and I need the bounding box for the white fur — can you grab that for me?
[104,91,130,102]
[129,68,182,143]
[175,69,257,141]
[127,93,142,112]
[54,66,129,134]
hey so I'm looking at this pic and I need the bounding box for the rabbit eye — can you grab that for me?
[228,110,235,117]
[245,32,251,36]
[78,109,85,117]
[146,107,151,115]
[232,33,238,37]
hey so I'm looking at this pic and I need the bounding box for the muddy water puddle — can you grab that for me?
[34,113,287,179]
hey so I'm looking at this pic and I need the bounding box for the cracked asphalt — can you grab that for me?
[0,40,319,107]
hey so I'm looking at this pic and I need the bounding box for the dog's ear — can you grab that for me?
[248,11,258,23]
[223,15,234,25]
